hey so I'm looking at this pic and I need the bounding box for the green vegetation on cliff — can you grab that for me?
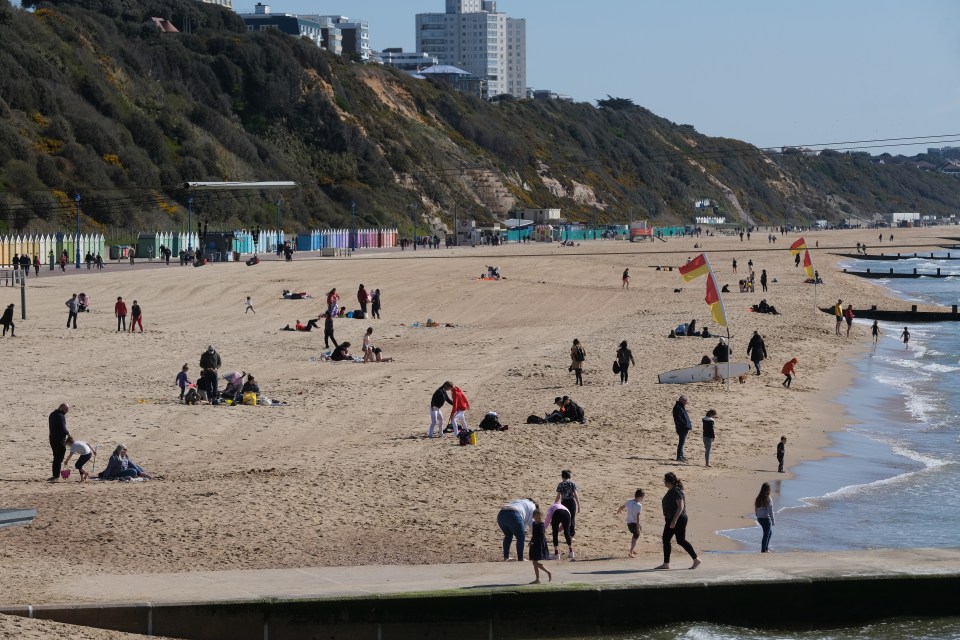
[1,0,958,234]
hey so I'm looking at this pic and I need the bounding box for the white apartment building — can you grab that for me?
[416,0,526,98]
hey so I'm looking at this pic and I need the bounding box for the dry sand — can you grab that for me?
[0,227,951,607]
[0,614,175,640]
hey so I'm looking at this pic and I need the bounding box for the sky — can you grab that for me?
[239,0,960,156]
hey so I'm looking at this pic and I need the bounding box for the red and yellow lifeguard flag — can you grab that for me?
[803,249,815,280]
[704,271,728,327]
[789,237,807,256]
[678,253,709,281]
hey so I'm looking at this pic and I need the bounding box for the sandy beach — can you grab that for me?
[0,227,951,608]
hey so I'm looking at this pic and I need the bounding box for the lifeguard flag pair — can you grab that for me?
[678,254,727,328]
[790,237,816,280]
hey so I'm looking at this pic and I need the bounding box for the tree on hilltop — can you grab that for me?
[596,95,637,111]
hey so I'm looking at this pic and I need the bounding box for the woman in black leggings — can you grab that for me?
[655,472,701,570]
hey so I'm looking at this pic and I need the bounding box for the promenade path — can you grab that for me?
[8,547,960,607]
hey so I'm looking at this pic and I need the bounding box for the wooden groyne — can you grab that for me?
[820,305,960,322]
[842,267,954,279]
[833,252,960,261]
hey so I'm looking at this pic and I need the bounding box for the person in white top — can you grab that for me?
[616,489,645,558]
[245,296,256,314]
[754,482,776,553]
[496,498,537,561]
[62,435,96,481]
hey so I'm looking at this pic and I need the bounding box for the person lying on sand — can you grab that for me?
[282,290,310,300]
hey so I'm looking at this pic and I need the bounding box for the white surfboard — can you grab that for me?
[657,362,752,384]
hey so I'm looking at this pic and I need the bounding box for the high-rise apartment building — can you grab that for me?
[416,0,526,98]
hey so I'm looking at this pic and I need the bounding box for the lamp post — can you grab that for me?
[412,203,418,251]
[351,201,356,251]
[453,204,458,247]
[187,195,193,251]
[275,198,281,256]
[74,193,81,269]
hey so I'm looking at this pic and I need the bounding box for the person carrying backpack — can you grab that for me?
[569,338,586,386]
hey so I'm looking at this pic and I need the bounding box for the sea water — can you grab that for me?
[722,254,960,553]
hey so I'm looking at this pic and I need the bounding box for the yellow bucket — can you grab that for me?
[468,431,477,445]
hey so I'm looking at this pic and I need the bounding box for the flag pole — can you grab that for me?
[703,253,732,390]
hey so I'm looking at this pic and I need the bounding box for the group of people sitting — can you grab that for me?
[669,319,713,338]
[99,444,151,481]
[542,396,585,424]
[324,327,393,363]
[738,273,756,293]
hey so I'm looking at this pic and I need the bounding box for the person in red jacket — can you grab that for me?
[114,296,128,332]
[449,386,470,435]
[781,358,798,388]
[844,305,855,338]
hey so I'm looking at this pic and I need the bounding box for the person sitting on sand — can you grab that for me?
[486,265,501,280]
[241,374,260,395]
[545,396,567,423]
[98,444,151,480]
[331,342,352,361]
[77,293,90,313]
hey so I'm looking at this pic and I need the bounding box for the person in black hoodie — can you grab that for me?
[428,381,454,438]
[747,331,767,376]
[48,404,70,481]
[1,303,15,337]
[712,338,729,363]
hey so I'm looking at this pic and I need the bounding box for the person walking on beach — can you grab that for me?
[428,381,454,438]
[1,303,15,337]
[654,472,701,570]
[449,385,470,435]
[570,338,585,386]
[497,498,536,561]
[555,470,580,557]
[834,299,843,336]
[48,403,70,481]
[59,251,67,272]
[760,269,768,293]
[129,300,143,333]
[33,254,40,276]
[65,294,79,329]
[701,409,717,467]
[747,330,767,375]
[371,289,381,319]
[900,326,910,349]
[622,268,630,289]
[755,482,775,553]
[616,340,635,384]
[673,395,692,462]
[731,259,737,275]
[324,314,338,349]
[175,364,190,402]
[616,489,644,558]
[245,296,256,314]
[544,499,573,561]
[114,296,127,332]
[528,509,552,583]
[795,253,801,268]
[781,357,798,388]
[844,304,855,338]
[871,320,881,345]
[777,436,787,473]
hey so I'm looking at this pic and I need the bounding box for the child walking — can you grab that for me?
[777,436,787,473]
[245,296,256,314]
[701,409,717,467]
[176,364,191,401]
[63,436,96,481]
[528,509,552,584]
[900,326,910,349]
[616,489,644,558]
[871,320,881,345]
[781,358,798,388]
[129,300,143,333]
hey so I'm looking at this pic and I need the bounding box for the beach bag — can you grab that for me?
[574,346,585,362]
[242,392,258,406]
[353,310,365,319]
[458,429,476,446]
[612,360,621,375]
[527,414,546,424]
